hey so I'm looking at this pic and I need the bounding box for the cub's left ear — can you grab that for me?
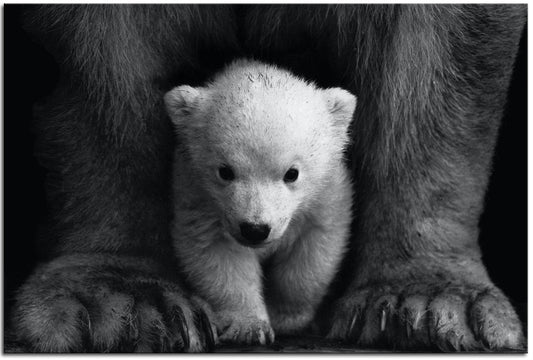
[323,88,357,130]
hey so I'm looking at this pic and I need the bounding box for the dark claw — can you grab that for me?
[266,329,275,345]
[251,330,260,344]
[444,331,460,352]
[71,294,94,352]
[346,306,358,338]
[412,310,423,331]
[171,306,190,351]
[472,322,482,342]
[380,308,387,332]
[347,306,364,342]
[403,308,412,339]
[406,321,412,339]
[197,310,215,352]
[161,336,171,353]
[480,336,492,351]
[125,312,139,345]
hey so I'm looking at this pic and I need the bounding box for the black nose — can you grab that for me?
[239,223,271,244]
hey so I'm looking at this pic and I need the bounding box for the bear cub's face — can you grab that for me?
[165,61,356,248]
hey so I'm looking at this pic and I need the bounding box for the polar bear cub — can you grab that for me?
[164,59,355,345]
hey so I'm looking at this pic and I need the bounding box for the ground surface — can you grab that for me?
[4,335,525,353]
[217,335,376,353]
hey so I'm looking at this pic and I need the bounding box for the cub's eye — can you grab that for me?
[284,168,299,183]
[218,165,235,181]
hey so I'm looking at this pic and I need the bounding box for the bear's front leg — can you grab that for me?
[175,232,274,346]
[326,4,526,351]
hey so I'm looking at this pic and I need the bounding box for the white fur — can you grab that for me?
[165,59,356,343]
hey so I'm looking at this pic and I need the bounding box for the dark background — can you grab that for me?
[4,6,527,323]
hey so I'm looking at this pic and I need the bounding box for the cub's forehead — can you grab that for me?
[202,62,328,132]
[190,61,334,160]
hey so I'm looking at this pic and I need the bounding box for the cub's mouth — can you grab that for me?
[235,237,272,249]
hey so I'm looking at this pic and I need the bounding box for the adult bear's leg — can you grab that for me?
[245,4,526,351]
[10,5,239,352]
[327,5,526,351]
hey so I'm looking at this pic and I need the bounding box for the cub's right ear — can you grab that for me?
[323,87,357,132]
[164,85,201,125]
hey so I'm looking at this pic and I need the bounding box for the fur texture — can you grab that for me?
[8,4,526,352]
[242,5,526,350]
[11,4,238,352]
[165,60,354,344]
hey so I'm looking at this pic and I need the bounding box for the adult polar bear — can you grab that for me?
[12,5,525,352]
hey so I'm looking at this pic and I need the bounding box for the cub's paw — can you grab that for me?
[10,254,216,353]
[216,311,275,345]
[327,283,525,352]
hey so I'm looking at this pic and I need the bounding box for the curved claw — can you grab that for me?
[403,308,413,339]
[197,310,215,352]
[171,306,189,351]
[346,307,357,338]
[380,308,387,332]
[347,306,364,342]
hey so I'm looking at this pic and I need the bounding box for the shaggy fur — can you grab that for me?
[166,60,354,344]
[12,4,237,352]
[9,4,526,352]
[244,5,526,350]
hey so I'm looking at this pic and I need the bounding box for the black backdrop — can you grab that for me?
[4,6,527,322]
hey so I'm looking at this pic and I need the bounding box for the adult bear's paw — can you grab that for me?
[327,282,524,352]
[216,310,275,346]
[10,254,216,353]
